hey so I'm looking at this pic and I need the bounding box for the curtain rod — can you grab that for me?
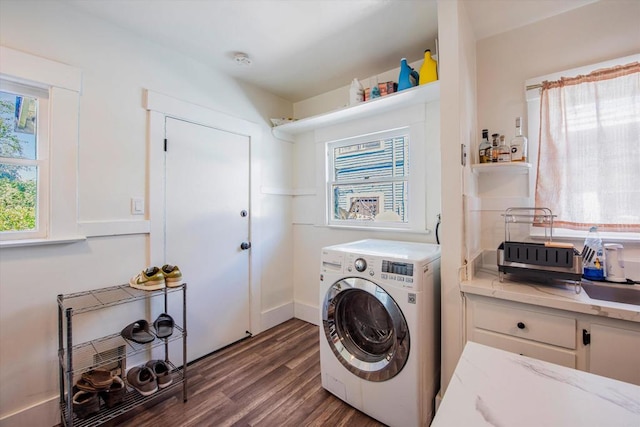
[526,83,543,91]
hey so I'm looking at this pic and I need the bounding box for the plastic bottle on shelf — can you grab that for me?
[419,49,438,85]
[583,226,606,280]
[349,78,364,105]
[398,58,419,91]
[370,76,381,99]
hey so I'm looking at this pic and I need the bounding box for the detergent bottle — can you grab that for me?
[398,58,419,91]
[583,226,605,280]
[419,49,438,85]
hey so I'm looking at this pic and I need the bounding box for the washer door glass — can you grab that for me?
[322,277,409,381]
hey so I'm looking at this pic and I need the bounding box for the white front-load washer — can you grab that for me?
[319,239,441,427]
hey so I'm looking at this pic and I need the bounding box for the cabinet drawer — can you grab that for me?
[473,300,576,349]
[471,330,576,369]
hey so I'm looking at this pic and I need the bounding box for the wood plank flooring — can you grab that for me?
[114,318,385,427]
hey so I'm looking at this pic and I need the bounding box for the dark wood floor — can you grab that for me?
[116,318,385,427]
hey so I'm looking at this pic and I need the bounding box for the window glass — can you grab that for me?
[329,133,409,224]
[0,87,43,234]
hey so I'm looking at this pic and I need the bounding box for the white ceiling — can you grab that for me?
[63,0,597,102]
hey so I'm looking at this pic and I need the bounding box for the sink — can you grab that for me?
[581,281,640,305]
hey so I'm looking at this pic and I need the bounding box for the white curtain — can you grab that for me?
[536,62,640,232]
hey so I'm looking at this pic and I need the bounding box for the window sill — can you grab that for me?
[323,224,432,234]
[0,235,86,248]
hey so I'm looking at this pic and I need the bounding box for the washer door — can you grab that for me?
[322,277,410,382]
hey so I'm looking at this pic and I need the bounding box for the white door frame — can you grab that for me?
[143,89,263,336]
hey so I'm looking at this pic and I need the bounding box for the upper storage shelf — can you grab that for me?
[272,81,440,141]
[472,162,531,175]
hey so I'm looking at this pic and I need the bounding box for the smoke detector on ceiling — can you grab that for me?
[233,52,252,66]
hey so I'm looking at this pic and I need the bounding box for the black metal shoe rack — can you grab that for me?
[57,283,188,427]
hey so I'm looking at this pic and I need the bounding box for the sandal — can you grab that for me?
[81,368,113,389]
[153,313,174,339]
[121,319,155,344]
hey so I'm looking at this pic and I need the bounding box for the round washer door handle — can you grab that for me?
[517,322,526,329]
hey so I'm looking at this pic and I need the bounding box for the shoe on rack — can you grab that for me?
[129,266,165,291]
[73,390,100,419]
[81,368,113,389]
[152,313,174,339]
[100,375,126,408]
[161,265,183,287]
[145,360,173,389]
[126,366,158,396]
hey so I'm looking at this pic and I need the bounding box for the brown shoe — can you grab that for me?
[73,390,100,419]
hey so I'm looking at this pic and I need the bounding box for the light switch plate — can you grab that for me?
[131,197,144,215]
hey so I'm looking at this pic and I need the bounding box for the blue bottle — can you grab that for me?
[398,58,420,91]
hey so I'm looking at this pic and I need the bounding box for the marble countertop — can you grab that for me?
[432,341,640,427]
[462,270,640,323]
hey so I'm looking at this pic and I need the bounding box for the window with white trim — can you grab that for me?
[0,81,50,239]
[0,46,82,245]
[327,128,411,227]
[526,54,640,239]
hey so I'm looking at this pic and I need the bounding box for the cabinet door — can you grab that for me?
[589,323,640,386]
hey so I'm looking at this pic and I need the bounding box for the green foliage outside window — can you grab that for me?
[1,98,36,232]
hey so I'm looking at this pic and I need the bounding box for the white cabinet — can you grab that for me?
[465,295,578,369]
[588,322,640,385]
[465,293,640,385]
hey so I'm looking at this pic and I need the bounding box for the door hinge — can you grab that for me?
[164,138,168,152]
[461,143,467,166]
[582,329,591,345]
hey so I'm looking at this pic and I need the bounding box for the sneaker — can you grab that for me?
[126,366,158,396]
[100,375,126,408]
[129,267,165,291]
[73,390,100,419]
[161,265,183,287]
[145,360,173,389]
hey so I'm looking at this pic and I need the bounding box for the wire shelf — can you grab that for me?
[58,283,185,315]
[60,362,185,427]
[59,326,185,375]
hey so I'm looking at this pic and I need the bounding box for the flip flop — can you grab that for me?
[153,313,174,339]
[81,369,113,389]
[121,319,155,344]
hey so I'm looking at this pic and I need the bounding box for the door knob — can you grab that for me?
[240,242,251,250]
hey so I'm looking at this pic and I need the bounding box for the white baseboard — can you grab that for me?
[294,301,319,326]
[0,395,58,427]
[260,302,294,331]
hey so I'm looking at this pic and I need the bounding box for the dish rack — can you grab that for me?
[497,208,582,284]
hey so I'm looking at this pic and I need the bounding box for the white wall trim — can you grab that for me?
[144,89,264,337]
[78,220,151,237]
[294,301,319,326]
[0,45,82,92]
[0,395,58,427]
[260,302,294,331]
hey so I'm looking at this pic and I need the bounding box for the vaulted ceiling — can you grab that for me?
[64,0,598,102]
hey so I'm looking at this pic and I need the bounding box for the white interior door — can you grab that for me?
[165,117,251,362]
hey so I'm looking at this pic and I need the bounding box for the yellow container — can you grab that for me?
[419,49,438,85]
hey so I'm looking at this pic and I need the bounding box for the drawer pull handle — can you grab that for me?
[517,322,526,330]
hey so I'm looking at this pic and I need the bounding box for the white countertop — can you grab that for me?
[432,341,640,427]
[462,270,640,323]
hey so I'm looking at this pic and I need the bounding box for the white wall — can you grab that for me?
[437,0,477,395]
[0,1,293,424]
[290,100,441,325]
[474,0,640,271]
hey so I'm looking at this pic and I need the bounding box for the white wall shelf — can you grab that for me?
[472,162,531,175]
[272,81,440,141]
